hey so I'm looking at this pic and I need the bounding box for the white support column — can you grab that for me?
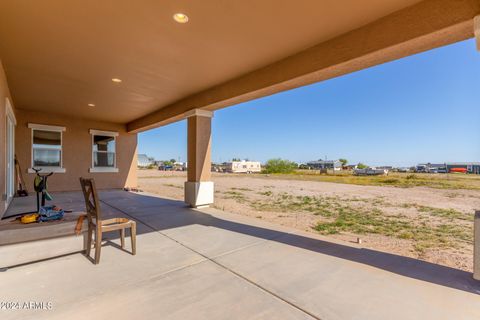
[184,109,214,208]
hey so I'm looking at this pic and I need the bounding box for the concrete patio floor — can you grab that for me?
[1,190,480,320]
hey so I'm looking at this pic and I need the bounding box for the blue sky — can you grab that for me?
[138,39,480,167]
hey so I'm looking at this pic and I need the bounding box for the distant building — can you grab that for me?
[374,166,393,170]
[226,160,261,173]
[298,163,310,170]
[416,162,480,174]
[212,162,228,172]
[138,154,155,168]
[306,159,342,171]
[173,161,187,171]
[446,162,480,174]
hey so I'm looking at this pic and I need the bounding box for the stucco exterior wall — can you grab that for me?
[0,59,14,217]
[15,109,137,193]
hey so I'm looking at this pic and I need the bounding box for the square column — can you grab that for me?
[475,211,480,280]
[184,109,214,207]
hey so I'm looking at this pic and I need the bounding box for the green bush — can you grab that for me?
[262,158,298,174]
[357,163,368,169]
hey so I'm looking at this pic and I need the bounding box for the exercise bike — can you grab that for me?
[32,168,54,213]
[1,168,55,220]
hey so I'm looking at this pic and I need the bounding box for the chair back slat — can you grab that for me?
[79,177,101,223]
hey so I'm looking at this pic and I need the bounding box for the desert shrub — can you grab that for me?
[262,158,298,174]
[357,163,368,169]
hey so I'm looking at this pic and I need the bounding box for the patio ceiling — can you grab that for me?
[0,0,478,131]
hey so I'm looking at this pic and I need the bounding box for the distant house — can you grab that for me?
[306,159,342,171]
[137,154,155,168]
[226,160,261,173]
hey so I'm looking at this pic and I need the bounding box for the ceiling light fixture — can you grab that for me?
[88,103,95,107]
[112,78,122,83]
[173,13,189,24]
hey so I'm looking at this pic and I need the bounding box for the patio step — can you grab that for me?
[0,212,87,268]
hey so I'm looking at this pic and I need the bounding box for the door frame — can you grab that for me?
[5,97,16,209]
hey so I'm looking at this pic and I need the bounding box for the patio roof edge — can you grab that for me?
[126,0,480,133]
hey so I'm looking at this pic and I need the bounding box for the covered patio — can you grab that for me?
[1,190,480,319]
[1,1,480,318]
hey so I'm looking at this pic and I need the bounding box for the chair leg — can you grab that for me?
[86,226,93,257]
[120,228,125,249]
[130,221,136,255]
[94,228,102,264]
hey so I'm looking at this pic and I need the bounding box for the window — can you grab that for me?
[90,130,119,173]
[28,123,66,173]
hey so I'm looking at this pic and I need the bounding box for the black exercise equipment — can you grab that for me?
[32,168,54,213]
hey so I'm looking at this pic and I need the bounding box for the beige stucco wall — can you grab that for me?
[0,59,15,217]
[15,109,137,193]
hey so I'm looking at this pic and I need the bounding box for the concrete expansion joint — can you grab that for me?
[210,239,273,260]
[100,198,321,320]
[148,259,211,283]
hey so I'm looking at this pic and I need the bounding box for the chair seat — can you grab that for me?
[96,217,135,232]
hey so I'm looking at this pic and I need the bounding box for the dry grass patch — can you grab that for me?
[249,192,472,255]
[256,171,480,190]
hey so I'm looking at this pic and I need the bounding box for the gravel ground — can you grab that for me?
[138,170,479,272]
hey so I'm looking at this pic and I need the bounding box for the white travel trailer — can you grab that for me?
[226,160,262,173]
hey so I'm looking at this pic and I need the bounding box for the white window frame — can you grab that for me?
[5,98,16,208]
[28,123,66,173]
[89,129,119,173]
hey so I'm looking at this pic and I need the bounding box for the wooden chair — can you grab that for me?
[79,177,136,264]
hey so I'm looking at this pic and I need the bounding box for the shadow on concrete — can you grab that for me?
[4,190,479,295]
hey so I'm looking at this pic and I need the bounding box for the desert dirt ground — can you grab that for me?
[138,170,479,272]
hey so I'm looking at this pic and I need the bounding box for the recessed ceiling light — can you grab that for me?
[112,78,122,83]
[173,13,189,23]
[88,103,95,107]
